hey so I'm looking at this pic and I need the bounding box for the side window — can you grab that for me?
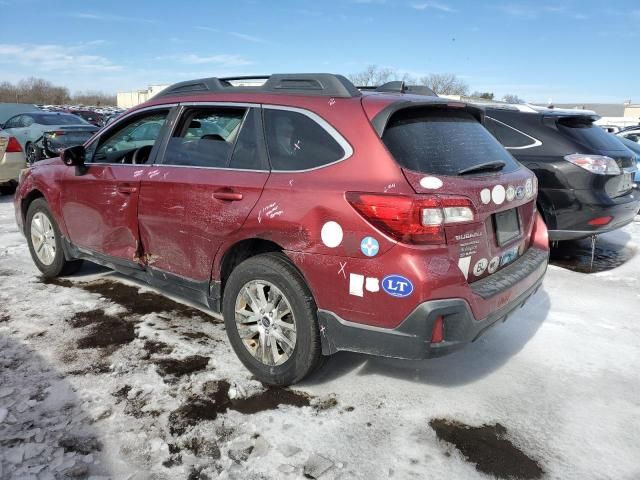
[23,115,34,127]
[4,115,23,129]
[622,132,640,143]
[485,117,539,149]
[264,109,345,171]
[92,110,169,164]
[163,107,246,168]
[229,108,267,170]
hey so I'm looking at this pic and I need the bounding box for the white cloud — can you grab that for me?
[411,1,456,12]
[229,32,266,43]
[69,12,158,24]
[156,53,252,67]
[0,43,123,73]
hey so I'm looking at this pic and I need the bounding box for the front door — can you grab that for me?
[59,107,173,264]
[137,105,270,282]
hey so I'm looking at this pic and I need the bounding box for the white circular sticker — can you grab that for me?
[321,221,343,248]
[525,178,533,197]
[480,188,491,205]
[473,258,488,277]
[506,185,515,202]
[419,176,443,189]
[492,185,506,205]
[488,256,500,274]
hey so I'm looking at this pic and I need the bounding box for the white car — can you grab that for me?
[617,127,640,144]
[0,133,27,194]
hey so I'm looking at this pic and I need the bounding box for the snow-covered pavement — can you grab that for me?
[1,193,639,480]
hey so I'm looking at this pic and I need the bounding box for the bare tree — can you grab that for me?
[419,73,469,96]
[503,93,525,104]
[0,78,116,105]
[347,65,417,87]
[471,91,495,100]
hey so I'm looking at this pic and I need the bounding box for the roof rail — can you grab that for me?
[152,73,361,99]
[357,81,437,97]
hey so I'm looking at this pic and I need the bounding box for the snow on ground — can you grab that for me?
[1,192,639,480]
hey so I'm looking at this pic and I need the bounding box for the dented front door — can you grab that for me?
[60,164,142,262]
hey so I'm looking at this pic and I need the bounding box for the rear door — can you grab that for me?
[137,104,269,282]
[381,105,538,282]
[59,107,173,264]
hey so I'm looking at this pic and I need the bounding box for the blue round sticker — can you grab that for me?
[382,275,414,298]
[360,236,380,257]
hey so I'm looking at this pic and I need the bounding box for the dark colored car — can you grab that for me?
[14,73,548,385]
[616,136,640,183]
[483,105,638,240]
[67,109,105,127]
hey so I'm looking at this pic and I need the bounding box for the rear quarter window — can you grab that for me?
[382,108,519,176]
[485,117,540,149]
[264,109,345,171]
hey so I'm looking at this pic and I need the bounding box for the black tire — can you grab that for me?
[0,181,17,195]
[25,142,41,164]
[222,252,324,386]
[25,198,83,277]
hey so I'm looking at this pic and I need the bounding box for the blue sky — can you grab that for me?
[0,0,638,102]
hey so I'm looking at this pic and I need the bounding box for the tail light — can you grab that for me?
[431,316,444,343]
[564,154,621,175]
[588,216,612,226]
[346,192,475,245]
[6,136,22,153]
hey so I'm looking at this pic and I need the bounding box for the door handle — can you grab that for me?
[117,184,138,194]
[214,190,243,201]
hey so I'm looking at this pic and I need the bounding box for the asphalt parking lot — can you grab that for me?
[1,194,639,480]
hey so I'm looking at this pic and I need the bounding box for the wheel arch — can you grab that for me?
[21,189,45,224]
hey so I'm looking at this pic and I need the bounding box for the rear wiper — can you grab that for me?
[457,161,506,175]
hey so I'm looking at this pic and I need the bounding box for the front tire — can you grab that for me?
[26,198,83,277]
[222,252,323,386]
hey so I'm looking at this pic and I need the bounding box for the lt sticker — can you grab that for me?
[382,275,414,298]
[488,256,500,274]
[321,221,343,248]
[360,236,380,257]
[419,176,443,189]
[473,258,488,277]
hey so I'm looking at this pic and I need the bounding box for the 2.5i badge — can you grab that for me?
[382,275,414,298]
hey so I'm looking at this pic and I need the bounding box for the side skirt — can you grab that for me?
[61,237,222,314]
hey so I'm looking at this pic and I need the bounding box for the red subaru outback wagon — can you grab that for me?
[14,74,549,385]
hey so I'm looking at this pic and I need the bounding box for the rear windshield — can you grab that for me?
[382,109,519,176]
[556,117,625,151]
[31,113,89,126]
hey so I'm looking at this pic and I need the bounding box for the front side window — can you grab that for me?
[264,109,345,171]
[91,110,169,164]
[4,115,23,129]
[163,107,246,168]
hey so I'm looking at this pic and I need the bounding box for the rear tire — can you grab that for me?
[25,142,41,164]
[222,252,323,386]
[26,198,83,277]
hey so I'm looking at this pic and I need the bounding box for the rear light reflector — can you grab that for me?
[6,136,22,153]
[431,316,444,343]
[564,154,621,175]
[346,192,475,245]
[588,216,613,226]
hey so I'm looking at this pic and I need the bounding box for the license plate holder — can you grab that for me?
[494,208,521,246]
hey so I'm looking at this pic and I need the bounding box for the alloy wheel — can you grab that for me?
[30,212,57,265]
[234,280,297,366]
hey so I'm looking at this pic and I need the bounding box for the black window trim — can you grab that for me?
[155,101,270,173]
[84,103,178,168]
[263,104,353,173]
[485,115,542,150]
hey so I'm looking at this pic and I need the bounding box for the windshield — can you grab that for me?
[382,109,519,176]
[31,113,89,126]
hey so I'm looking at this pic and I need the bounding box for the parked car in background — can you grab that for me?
[14,73,549,385]
[616,126,640,144]
[0,133,26,194]
[0,111,98,163]
[482,105,638,240]
[617,136,640,183]
[66,109,104,127]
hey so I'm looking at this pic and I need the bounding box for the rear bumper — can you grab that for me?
[543,188,639,241]
[318,247,548,359]
[0,152,26,184]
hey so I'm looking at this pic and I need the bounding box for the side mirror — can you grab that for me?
[61,145,88,176]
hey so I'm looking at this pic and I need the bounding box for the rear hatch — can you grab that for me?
[553,115,636,197]
[379,104,538,283]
